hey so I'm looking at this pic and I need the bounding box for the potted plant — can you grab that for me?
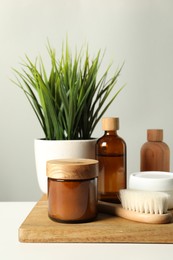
[12,40,124,193]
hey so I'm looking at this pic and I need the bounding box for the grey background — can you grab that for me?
[1,0,173,201]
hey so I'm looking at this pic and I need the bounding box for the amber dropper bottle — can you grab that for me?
[96,117,127,203]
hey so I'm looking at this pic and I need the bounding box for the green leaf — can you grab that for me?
[12,39,125,140]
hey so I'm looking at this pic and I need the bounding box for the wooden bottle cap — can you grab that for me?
[46,158,98,180]
[102,117,119,131]
[147,129,163,141]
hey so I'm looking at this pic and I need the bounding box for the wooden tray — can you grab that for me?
[19,196,173,243]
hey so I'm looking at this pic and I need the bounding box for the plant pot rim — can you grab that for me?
[35,138,97,142]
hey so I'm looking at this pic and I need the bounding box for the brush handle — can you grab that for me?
[98,201,173,224]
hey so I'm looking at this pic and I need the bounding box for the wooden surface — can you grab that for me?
[19,196,173,243]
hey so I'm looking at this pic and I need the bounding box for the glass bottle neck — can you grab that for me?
[104,130,117,136]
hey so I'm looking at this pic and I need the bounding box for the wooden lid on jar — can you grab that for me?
[102,117,119,131]
[46,158,98,180]
[147,129,163,142]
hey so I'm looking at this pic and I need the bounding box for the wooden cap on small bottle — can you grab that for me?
[102,117,119,131]
[147,129,163,142]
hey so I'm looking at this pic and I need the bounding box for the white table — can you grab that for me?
[1,202,173,260]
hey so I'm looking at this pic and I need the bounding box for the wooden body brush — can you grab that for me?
[98,189,173,224]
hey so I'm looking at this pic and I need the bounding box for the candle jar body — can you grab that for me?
[48,178,97,223]
[46,159,98,223]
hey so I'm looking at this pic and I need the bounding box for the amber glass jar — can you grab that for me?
[96,117,126,203]
[46,159,98,223]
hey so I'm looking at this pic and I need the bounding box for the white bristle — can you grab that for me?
[119,189,170,214]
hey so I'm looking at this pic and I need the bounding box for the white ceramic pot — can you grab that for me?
[34,138,97,194]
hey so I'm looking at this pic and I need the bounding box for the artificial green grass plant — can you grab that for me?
[13,41,124,140]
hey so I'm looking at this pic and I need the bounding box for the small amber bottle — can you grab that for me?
[96,117,126,203]
[140,129,170,171]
